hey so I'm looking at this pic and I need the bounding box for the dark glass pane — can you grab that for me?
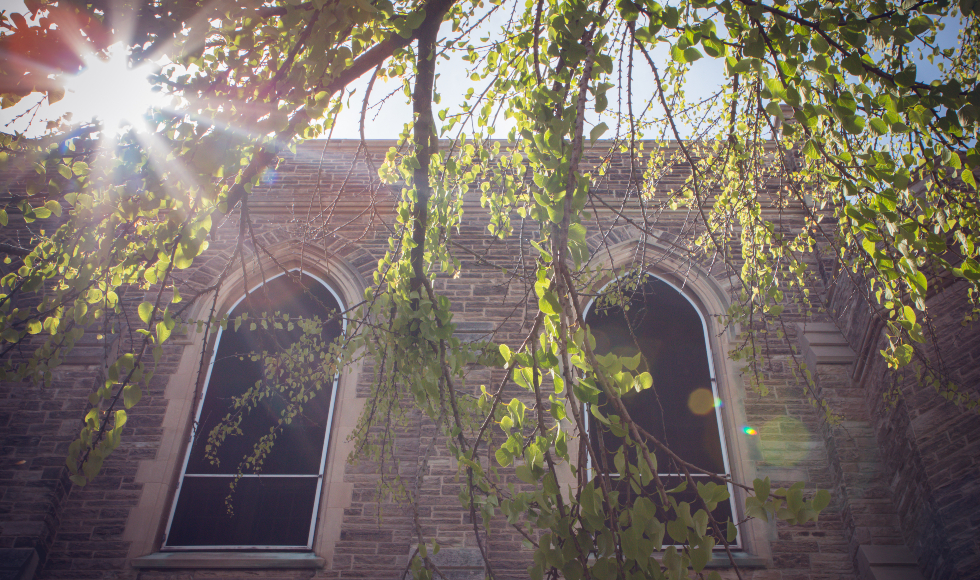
[587,277,725,474]
[186,273,342,475]
[656,476,735,546]
[599,476,736,548]
[166,476,318,547]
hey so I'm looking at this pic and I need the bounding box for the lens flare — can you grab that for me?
[759,417,811,466]
[743,426,758,436]
[687,388,715,415]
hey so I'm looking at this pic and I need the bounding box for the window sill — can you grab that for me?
[705,553,767,568]
[129,551,762,571]
[131,551,325,569]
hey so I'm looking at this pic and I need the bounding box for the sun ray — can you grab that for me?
[134,128,207,205]
[62,42,167,134]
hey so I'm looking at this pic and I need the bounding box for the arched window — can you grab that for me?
[586,275,737,546]
[163,272,343,550]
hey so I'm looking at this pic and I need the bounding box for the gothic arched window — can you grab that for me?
[586,275,737,546]
[163,272,343,550]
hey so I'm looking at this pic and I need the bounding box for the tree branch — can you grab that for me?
[409,6,444,307]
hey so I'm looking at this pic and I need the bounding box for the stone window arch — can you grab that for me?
[126,249,368,568]
[163,270,344,550]
[585,273,740,546]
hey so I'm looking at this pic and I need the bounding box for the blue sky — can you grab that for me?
[0,0,965,140]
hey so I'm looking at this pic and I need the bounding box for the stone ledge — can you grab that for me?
[0,548,39,580]
[705,554,767,569]
[419,549,766,572]
[801,331,851,348]
[808,344,858,363]
[857,545,923,580]
[649,553,766,569]
[131,551,325,569]
[796,322,844,333]
[796,322,856,366]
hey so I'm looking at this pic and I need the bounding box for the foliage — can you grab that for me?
[1,0,979,577]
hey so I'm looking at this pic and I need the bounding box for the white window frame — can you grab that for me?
[161,269,345,551]
[583,272,741,549]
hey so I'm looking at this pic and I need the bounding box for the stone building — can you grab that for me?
[1,140,978,580]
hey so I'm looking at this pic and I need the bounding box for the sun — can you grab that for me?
[62,42,167,134]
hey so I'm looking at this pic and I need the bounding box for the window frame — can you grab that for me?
[161,269,346,552]
[582,272,741,549]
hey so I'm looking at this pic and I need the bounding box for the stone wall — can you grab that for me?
[827,271,980,580]
[2,140,968,580]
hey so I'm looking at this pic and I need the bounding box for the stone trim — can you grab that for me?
[857,545,923,580]
[796,322,856,367]
[130,551,325,569]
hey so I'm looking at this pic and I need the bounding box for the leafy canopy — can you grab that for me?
[1,0,978,577]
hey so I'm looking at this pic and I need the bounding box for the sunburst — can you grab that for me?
[62,42,167,135]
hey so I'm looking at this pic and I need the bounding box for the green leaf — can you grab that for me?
[962,169,977,189]
[895,64,917,87]
[894,344,914,366]
[690,536,712,571]
[671,45,702,63]
[44,199,61,217]
[702,37,726,57]
[114,409,128,430]
[812,489,831,512]
[842,53,866,76]
[693,509,708,537]
[787,481,805,512]
[869,118,889,135]
[745,497,769,521]
[683,47,703,62]
[729,58,752,75]
[589,122,608,143]
[567,223,589,264]
[536,279,561,315]
[138,302,154,325]
[811,35,830,54]
[662,546,682,580]
[621,352,642,371]
[911,275,928,300]
[156,320,172,343]
[515,464,536,483]
[841,114,866,134]
[764,78,787,101]
[543,472,560,495]
[634,372,653,391]
[123,383,142,408]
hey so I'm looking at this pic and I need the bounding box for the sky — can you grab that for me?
[0,0,964,141]
[0,0,726,140]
